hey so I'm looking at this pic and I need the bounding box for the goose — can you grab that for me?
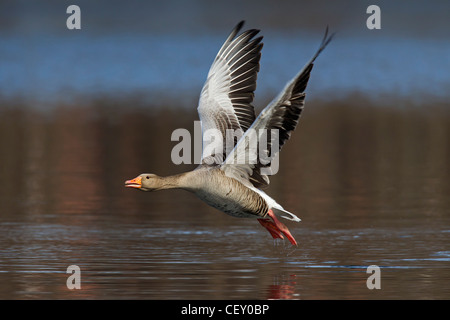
[125,21,333,245]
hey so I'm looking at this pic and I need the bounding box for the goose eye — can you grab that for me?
[146,176,150,179]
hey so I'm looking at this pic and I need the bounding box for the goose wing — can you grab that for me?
[222,27,334,187]
[197,21,263,166]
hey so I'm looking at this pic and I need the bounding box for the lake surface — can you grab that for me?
[0,102,448,299]
[1,32,450,109]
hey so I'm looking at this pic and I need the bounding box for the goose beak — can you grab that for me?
[125,176,142,189]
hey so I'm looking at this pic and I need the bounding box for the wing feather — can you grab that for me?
[222,27,334,186]
[198,21,263,165]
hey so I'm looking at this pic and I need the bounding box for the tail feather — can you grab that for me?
[272,207,301,222]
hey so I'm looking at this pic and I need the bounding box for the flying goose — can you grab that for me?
[125,21,333,245]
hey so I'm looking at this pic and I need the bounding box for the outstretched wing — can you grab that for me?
[197,21,263,166]
[222,27,334,187]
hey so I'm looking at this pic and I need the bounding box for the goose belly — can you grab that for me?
[194,186,267,219]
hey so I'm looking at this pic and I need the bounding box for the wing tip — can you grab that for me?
[235,20,245,33]
[313,25,335,61]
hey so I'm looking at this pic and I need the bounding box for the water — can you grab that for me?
[0,103,448,299]
[1,32,450,107]
[1,221,448,299]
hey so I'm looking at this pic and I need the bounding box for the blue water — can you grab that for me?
[1,33,449,108]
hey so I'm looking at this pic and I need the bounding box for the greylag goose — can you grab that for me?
[125,21,333,245]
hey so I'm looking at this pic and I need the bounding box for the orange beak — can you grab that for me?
[125,176,142,189]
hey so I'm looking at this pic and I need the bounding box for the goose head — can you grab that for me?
[125,173,161,191]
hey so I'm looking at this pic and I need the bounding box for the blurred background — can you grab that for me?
[0,0,449,299]
[1,0,449,106]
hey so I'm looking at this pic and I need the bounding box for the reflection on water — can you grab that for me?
[0,98,449,299]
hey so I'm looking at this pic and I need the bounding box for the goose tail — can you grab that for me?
[272,207,301,222]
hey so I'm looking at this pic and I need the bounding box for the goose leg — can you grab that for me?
[258,218,284,240]
[266,209,298,246]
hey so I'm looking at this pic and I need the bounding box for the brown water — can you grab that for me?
[0,98,449,299]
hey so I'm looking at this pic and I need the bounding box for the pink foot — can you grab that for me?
[258,219,284,240]
[258,210,298,246]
